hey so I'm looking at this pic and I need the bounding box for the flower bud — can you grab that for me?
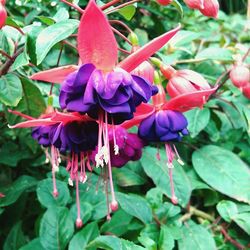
[242,84,250,99]
[166,69,211,98]
[184,0,204,9]
[0,3,7,29]
[199,0,219,18]
[230,65,250,88]
[156,0,172,6]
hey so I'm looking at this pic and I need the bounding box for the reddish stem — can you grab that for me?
[112,27,132,45]
[101,0,122,10]
[60,0,84,13]
[221,227,246,250]
[0,50,11,59]
[106,0,139,14]
[109,20,133,33]
[118,47,131,55]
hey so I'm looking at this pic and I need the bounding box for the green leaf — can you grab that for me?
[36,16,55,26]
[36,19,79,64]
[140,147,192,207]
[0,176,37,207]
[171,0,183,18]
[16,77,46,117]
[3,222,26,250]
[185,108,210,138]
[101,209,133,236]
[178,221,216,250]
[118,5,136,21]
[195,48,233,61]
[192,145,250,204]
[0,74,22,106]
[39,206,74,250]
[53,8,69,23]
[19,238,45,250]
[112,162,147,187]
[138,235,157,250]
[37,179,70,208]
[69,222,99,250]
[5,17,23,29]
[116,192,152,224]
[217,200,250,234]
[70,202,93,224]
[87,236,146,250]
[10,52,29,71]
[159,225,175,250]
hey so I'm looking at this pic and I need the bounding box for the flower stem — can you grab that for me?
[60,0,84,13]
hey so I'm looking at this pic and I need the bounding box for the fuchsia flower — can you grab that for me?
[0,1,7,29]
[184,0,219,18]
[242,84,250,99]
[10,0,181,224]
[160,64,217,110]
[230,64,250,89]
[156,0,173,6]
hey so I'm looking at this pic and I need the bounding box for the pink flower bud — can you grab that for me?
[242,84,250,99]
[132,61,155,83]
[0,3,7,29]
[230,65,250,88]
[110,200,119,212]
[75,218,83,228]
[199,0,219,18]
[184,0,204,9]
[156,0,172,6]
[166,69,211,98]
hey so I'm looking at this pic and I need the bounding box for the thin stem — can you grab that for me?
[0,50,12,60]
[118,47,131,55]
[242,48,250,62]
[101,0,122,10]
[221,227,245,249]
[63,40,77,50]
[109,20,133,33]
[60,0,84,13]
[112,27,132,45]
[173,58,206,65]
[49,43,64,95]
[6,24,25,35]
[106,0,139,14]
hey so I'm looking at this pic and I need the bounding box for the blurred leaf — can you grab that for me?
[0,74,22,107]
[36,19,79,64]
[69,222,99,250]
[171,0,183,18]
[185,108,210,138]
[118,5,136,21]
[140,147,192,207]
[37,178,70,208]
[36,16,55,25]
[196,48,233,61]
[101,209,133,236]
[19,238,45,250]
[159,225,175,250]
[0,175,37,207]
[192,145,250,204]
[39,206,74,250]
[178,221,216,250]
[53,8,69,23]
[138,234,157,250]
[112,162,147,187]
[87,236,146,250]
[217,200,250,234]
[116,192,152,224]
[3,222,26,250]
[10,51,29,71]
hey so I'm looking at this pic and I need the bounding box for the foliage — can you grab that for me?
[0,0,249,249]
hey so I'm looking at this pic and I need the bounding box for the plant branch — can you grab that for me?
[0,50,12,60]
[101,0,122,10]
[221,227,246,250]
[60,0,84,13]
[0,48,24,76]
[112,27,132,45]
[109,20,133,33]
[106,0,139,14]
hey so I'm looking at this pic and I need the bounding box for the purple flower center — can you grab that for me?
[138,110,188,142]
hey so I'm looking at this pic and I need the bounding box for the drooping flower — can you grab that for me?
[0,1,7,29]
[230,64,249,89]
[184,0,219,18]
[160,64,217,110]
[9,110,97,228]
[30,0,180,213]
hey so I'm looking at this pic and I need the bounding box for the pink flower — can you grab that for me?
[156,0,172,6]
[230,64,250,89]
[132,61,155,83]
[242,84,250,99]
[184,0,219,18]
[0,2,7,29]
[160,64,217,110]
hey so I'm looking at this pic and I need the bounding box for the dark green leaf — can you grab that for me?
[39,206,74,250]
[37,178,70,208]
[140,147,192,207]
[70,202,93,224]
[192,145,250,204]
[3,222,26,250]
[0,176,37,207]
[19,238,45,250]
[69,222,99,250]
[10,52,29,71]
[0,74,22,106]
[159,225,175,250]
[116,192,152,224]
